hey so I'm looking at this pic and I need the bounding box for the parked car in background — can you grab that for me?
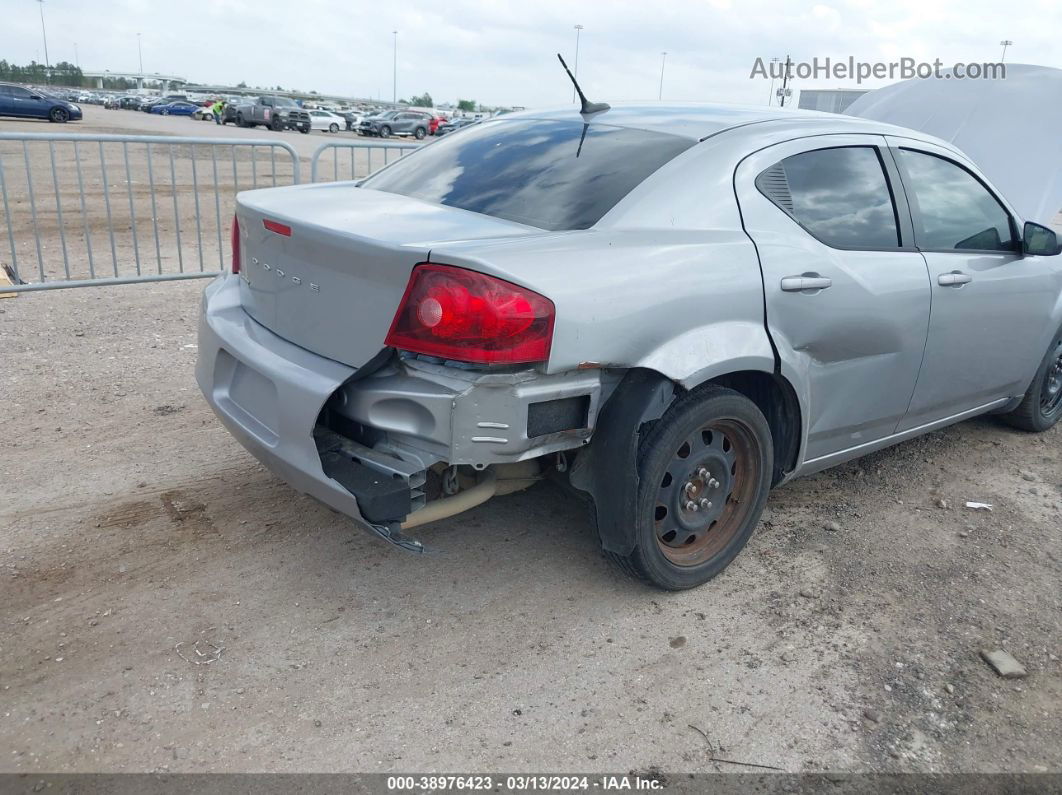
[357,111,391,136]
[429,115,448,135]
[140,94,189,112]
[433,117,477,137]
[308,110,345,133]
[363,109,433,139]
[0,83,82,123]
[103,95,121,110]
[199,103,1062,590]
[150,100,199,116]
[235,96,310,133]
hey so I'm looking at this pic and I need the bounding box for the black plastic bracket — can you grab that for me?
[578,369,676,556]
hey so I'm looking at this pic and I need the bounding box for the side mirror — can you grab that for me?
[1023,221,1061,256]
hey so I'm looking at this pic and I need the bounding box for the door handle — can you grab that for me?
[938,271,973,287]
[781,274,833,292]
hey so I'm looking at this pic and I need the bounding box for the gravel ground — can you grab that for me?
[1,281,1060,774]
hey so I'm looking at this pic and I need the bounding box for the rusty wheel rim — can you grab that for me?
[653,418,761,567]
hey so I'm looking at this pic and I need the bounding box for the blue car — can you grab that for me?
[0,82,82,123]
[150,101,199,117]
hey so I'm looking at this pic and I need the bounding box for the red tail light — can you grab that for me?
[230,215,241,274]
[385,263,555,365]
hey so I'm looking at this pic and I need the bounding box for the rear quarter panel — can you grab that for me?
[429,230,772,385]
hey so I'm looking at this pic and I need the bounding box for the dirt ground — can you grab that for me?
[0,106,1060,776]
[2,280,1060,775]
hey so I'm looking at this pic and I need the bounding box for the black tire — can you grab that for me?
[328,122,339,133]
[379,125,392,138]
[49,107,70,123]
[414,126,426,140]
[271,115,284,132]
[605,385,773,590]
[299,125,310,134]
[1002,328,1062,432]
[236,114,246,128]
[161,109,169,116]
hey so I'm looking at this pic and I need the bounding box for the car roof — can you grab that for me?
[501,101,934,143]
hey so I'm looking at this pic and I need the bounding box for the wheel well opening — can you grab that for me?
[708,371,800,485]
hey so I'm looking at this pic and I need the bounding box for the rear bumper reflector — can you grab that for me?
[263,219,292,237]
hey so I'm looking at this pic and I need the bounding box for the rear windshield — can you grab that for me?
[361,119,695,230]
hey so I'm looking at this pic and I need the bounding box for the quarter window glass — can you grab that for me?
[898,149,1015,251]
[757,147,900,249]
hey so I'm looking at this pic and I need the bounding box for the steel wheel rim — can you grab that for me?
[1041,338,1062,417]
[653,417,761,567]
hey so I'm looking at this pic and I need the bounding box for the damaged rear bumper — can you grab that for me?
[196,275,607,543]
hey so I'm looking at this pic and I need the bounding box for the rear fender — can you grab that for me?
[634,320,776,390]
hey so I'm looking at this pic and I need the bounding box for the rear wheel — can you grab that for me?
[1003,329,1062,432]
[49,107,70,123]
[605,386,773,590]
[328,122,339,133]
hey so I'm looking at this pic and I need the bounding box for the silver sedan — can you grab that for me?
[197,104,1062,589]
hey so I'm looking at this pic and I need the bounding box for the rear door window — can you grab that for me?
[756,146,901,249]
[897,149,1016,252]
[362,119,695,230]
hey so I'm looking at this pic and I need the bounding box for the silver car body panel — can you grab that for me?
[197,103,1062,523]
[196,275,367,523]
[881,135,1062,431]
[734,133,933,461]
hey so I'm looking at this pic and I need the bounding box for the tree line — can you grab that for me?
[0,60,85,87]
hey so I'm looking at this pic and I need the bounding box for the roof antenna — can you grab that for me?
[557,53,610,116]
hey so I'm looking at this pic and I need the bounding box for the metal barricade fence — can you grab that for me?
[0,134,423,292]
[310,140,418,183]
[0,133,301,292]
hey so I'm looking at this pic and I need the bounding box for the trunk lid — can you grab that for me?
[235,183,540,368]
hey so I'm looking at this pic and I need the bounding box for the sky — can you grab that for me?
[4,0,1060,107]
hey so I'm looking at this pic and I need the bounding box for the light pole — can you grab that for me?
[37,0,51,81]
[392,30,398,104]
[768,56,780,105]
[74,41,79,69]
[999,39,1013,62]
[137,32,143,75]
[658,52,667,101]
[572,24,583,103]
